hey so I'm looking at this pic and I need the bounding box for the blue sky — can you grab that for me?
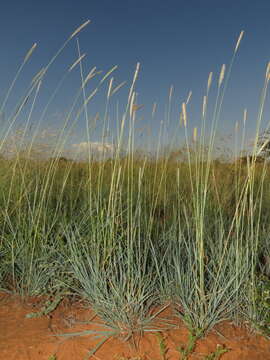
[0,0,270,157]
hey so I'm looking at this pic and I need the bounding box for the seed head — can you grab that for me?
[107,77,114,99]
[111,81,126,96]
[266,62,270,81]
[207,72,213,92]
[218,64,226,88]
[24,43,37,63]
[193,127,198,142]
[68,54,86,72]
[234,30,244,53]
[202,95,207,118]
[243,109,247,126]
[70,20,91,39]
[186,91,192,105]
[182,102,187,127]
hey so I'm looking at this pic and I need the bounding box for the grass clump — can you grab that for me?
[0,24,270,358]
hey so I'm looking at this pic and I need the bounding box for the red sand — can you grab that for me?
[0,292,269,360]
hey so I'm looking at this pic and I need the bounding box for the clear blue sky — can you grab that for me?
[0,0,270,157]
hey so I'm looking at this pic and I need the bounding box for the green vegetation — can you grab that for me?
[156,332,169,360]
[177,331,228,359]
[0,23,269,358]
[48,355,57,360]
[203,345,229,360]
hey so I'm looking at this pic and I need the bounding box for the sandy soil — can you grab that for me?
[0,292,269,360]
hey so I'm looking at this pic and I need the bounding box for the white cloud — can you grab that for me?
[69,141,115,160]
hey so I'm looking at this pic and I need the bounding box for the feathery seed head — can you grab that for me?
[111,81,126,96]
[186,91,192,105]
[234,30,244,53]
[182,102,187,127]
[128,63,140,104]
[207,72,213,92]
[243,109,247,126]
[107,77,114,99]
[169,85,174,102]
[70,20,91,39]
[82,67,98,88]
[218,64,226,88]
[100,65,118,84]
[24,43,37,63]
[31,68,46,85]
[193,127,198,142]
[68,54,86,72]
[202,95,207,118]
[266,62,270,81]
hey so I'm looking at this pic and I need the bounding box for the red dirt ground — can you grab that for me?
[0,292,270,360]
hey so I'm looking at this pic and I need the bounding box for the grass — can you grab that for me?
[156,332,169,360]
[0,23,269,358]
[176,330,229,359]
[114,331,229,359]
[48,334,229,360]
